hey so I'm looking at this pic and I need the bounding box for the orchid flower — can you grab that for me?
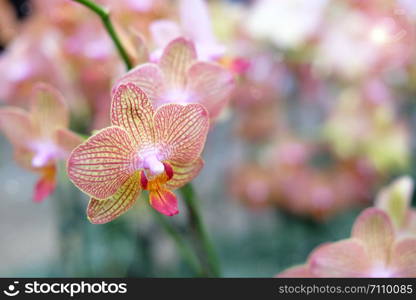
[376,176,416,237]
[114,37,234,120]
[0,83,83,202]
[149,0,225,62]
[67,83,209,224]
[278,208,416,277]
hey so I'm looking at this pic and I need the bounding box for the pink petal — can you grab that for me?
[276,264,314,278]
[13,147,35,171]
[159,37,196,89]
[352,208,395,264]
[165,158,204,190]
[150,20,182,50]
[149,188,179,216]
[389,238,416,277]
[0,107,34,149]
[54,128,83,155]
[376,176,414,229]
[111,83,155,147]
[113,63,165,105]
[134,32,150,65]
[309,239,372,277]
[67,126,135,200]
[34,169,56,203]
[87,172,142,224]
[154,103,209,164]
[30,83,69,138]
[403,210,416,235]
[179,0,216,44]
[187,61,235,119]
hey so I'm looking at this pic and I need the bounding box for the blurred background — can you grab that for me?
[1,0,416,277]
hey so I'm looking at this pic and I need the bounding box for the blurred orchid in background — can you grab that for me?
[246,0,329,50]
[278,177,416,278]
[376,176,416,237]
[0,83,82,202]
[280,208,416,278]
[114,37,235,120]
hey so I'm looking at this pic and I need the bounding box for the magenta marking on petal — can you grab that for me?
[163,162,174,180]
[140,170,148,190]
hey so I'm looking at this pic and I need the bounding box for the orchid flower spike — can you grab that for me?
[114,37,235,120]
[0,83,83,202]
[68,83,209,224]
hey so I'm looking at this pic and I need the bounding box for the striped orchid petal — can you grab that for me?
[352,208,394,264]
[149,188,179,216]
[112,63,165,104]
[87,172,142,224]
[165,158,204,190]
[0,107,34,149]
[111,83,155,147]
[187,61,235,119]
[154,103,209,164]
[30,83,69,138]
[68,126,135,200]
[159,37,196,89]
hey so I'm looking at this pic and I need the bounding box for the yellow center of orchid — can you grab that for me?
[140,161,174,192]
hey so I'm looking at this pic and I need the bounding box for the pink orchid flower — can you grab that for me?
[114,37,234,120]
[0,83,83,202]
[67,83,209,224]
[150,0,225,62]
[278,208,416,277]
[376,176,416,237]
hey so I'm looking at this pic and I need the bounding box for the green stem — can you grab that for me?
[151,208,203,276]
[72,0,133,70]
[180,184,221,277]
